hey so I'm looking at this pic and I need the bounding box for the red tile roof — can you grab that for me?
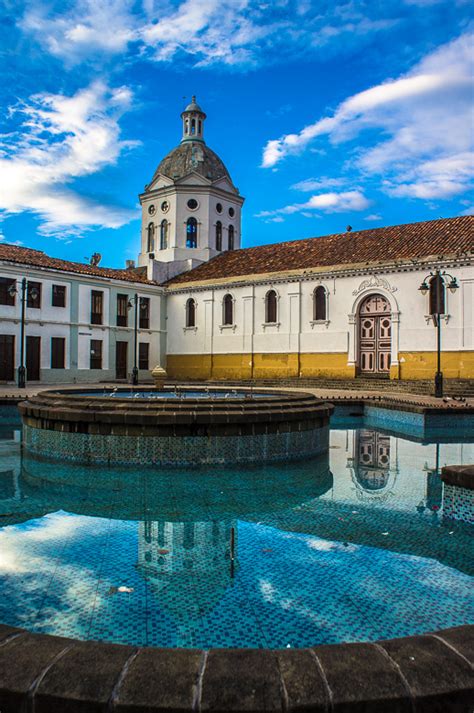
[0,244,153,285]
[167,216,474,286]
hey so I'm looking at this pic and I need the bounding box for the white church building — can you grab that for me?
[0,97,472,385]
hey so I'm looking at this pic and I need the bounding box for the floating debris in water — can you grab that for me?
[157,549,170,555]
[108,585,134,595]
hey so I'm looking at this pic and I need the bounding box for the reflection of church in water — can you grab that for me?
[347,430,397,503]
[137,519,236,621]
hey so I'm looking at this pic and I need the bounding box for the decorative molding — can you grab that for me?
[219,324,237,333]
[352,275,397,296]
[262,321,281,331]
[310,320,330,329]
[424,314,450,325]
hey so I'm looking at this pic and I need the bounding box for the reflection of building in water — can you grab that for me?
[0,429,22,503]
[137,519,236,622]
[347,429,398,503]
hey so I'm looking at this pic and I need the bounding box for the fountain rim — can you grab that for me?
[21,384,321,403]
[0,622,471,711]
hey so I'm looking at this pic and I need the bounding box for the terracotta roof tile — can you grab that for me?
[0,244,153,285]
[167,216,474,286]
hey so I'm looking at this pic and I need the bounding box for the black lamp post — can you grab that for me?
[128,293,144,386]
[8,278,39,389]
[418,269,459,398]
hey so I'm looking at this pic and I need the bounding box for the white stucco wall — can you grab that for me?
[166,263,474,361]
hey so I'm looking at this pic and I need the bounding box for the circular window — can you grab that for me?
[187,198,198,210]
[216,203,223,214]
[148,204,156,215]
[228,207,235,217]
[161,201,169,213]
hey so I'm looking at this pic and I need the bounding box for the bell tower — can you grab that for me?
[137,97,245,283]
[181,96,206,143]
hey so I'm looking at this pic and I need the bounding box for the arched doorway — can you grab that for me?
[358,294,391,375]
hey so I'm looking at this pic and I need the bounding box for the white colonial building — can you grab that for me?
[0,97,472,385]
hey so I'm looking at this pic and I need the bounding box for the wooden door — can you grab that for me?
[358,294,391,374]
[116,341,128,380]
[0,336,14,382]
[26,336,41,381]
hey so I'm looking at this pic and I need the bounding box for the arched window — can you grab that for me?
[185,119,189,134]
[198,120,202,134]
[160,220,168,250]
[186,298,196,327]
[265,289,277,323]
[191,118,196,135]
[223,294,233,325]
[186,217,197,248]
[313,286,327,321]
[429,274,445,315]
[215,221,222,251]
[228,224,234,250]
[147,223,154,252]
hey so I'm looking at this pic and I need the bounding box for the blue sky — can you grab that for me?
[0,0,472,268]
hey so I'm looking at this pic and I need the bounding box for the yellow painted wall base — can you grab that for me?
[166,351,474,381]
[299,353,356,379]
[390,363,400,380]
[398,351,474,380]
[167,352,355,380]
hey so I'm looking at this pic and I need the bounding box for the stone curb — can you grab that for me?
[0,624,472,712]
[442,465,474,490]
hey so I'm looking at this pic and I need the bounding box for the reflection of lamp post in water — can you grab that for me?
[418,269,459,398]
[417,443,443,515]
[8,278,39,388]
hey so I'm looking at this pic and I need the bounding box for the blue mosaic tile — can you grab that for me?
[22,425,329,467]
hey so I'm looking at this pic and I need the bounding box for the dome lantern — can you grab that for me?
[181,95,207,143]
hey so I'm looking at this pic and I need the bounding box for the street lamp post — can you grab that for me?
[418,269,459,398]
[128,293,139,386]
[8,278,39,389]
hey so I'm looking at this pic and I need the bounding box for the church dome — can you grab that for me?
[183,96,205,113]
[153,141,231,183]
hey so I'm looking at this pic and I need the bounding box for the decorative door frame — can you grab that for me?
[347,287,400,375]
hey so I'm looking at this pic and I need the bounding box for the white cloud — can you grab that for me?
[20,0,136,63]
[291,177,346,192]
[0,81,138,238]
[383,152,473,199]
[141,0,273,67]
[364,213,382,221]
[19,0,402,70]
[261,32,473,202]
[256,190,370,220]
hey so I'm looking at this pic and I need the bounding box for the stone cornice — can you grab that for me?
[139,184,245,204]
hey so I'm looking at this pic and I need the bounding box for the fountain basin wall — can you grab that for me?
[19,388,333,466]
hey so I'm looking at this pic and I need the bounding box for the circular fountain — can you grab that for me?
[19,386,333,467]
